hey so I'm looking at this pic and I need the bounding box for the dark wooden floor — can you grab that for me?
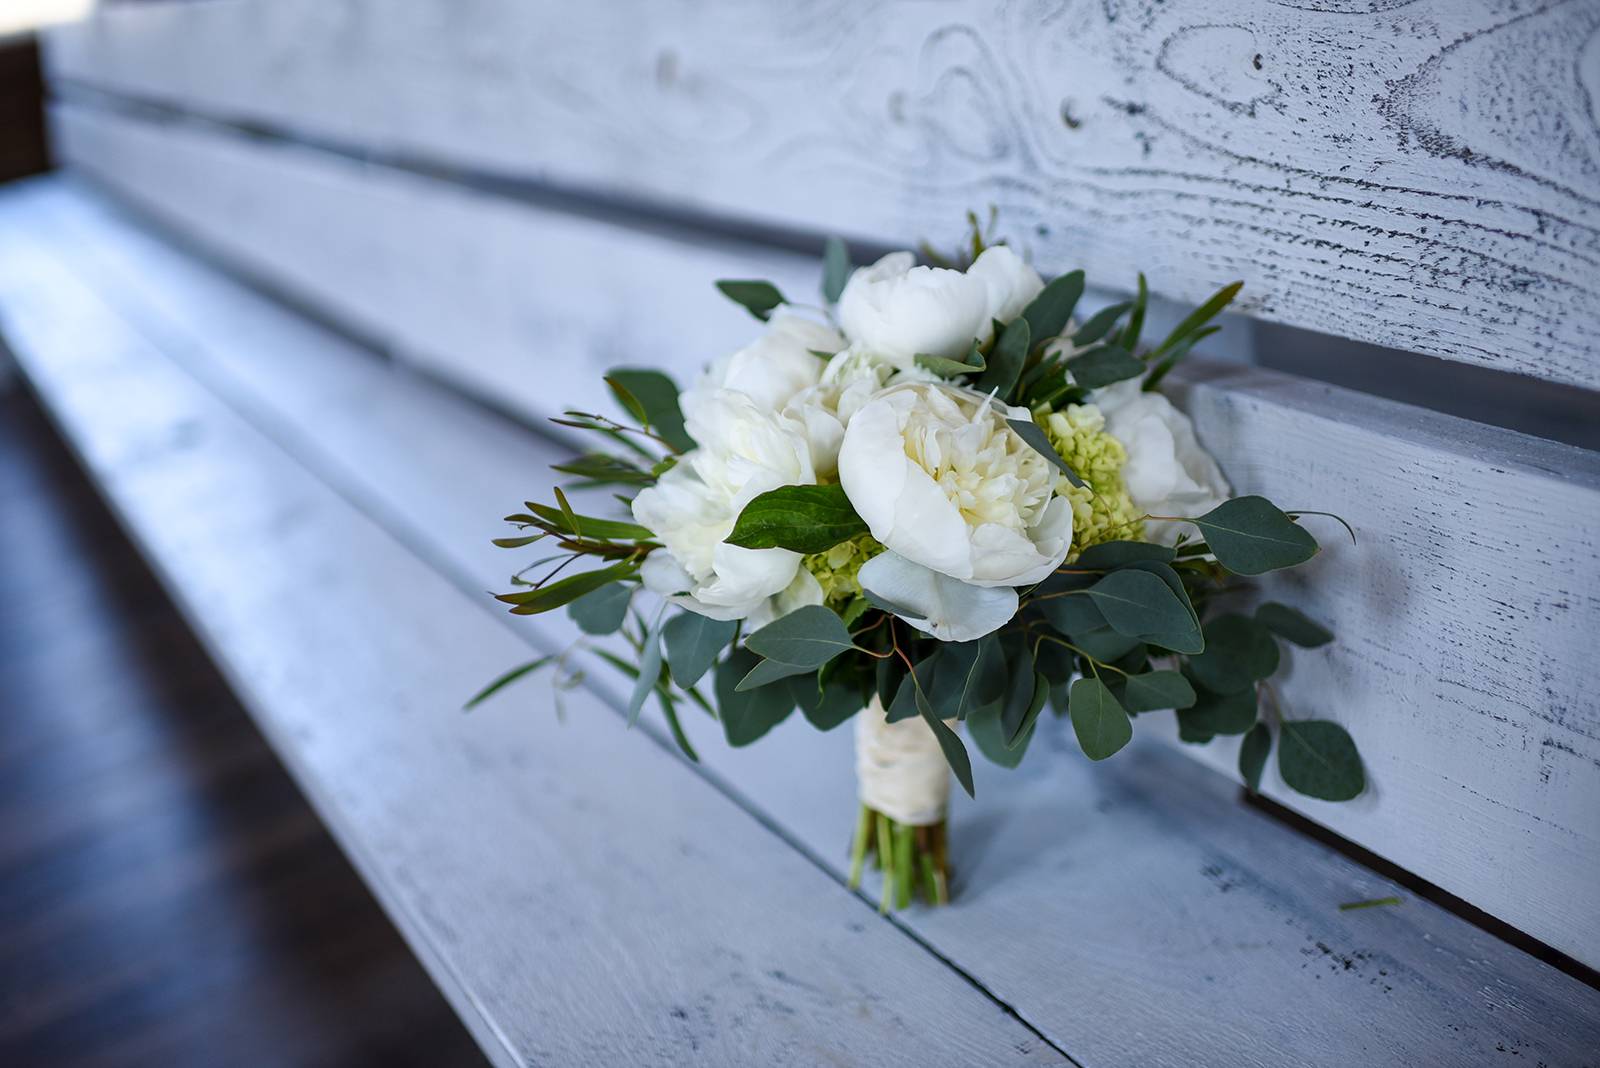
[0,383,486,1067]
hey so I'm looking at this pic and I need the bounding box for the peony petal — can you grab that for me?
[858,552,1019,642]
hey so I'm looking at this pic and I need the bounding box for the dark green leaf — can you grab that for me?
[919,696,976,798]
[1120,560,1203,654]
[977,318,1031,399]
[887,651,940,722]
[1086,569,1200,648]
[1022,270,1086,343]
[655,686,699,763]
[915,347,987,378]
[606,369,693,453]
[1069,676,1132,760]
[566,582,632,635]
[789,672,861,731]
[1073,540,1175,569]
[627,613,666,726]
[550,451,653,486]
[1038,592,1104,635]
[491,534,546,549]
[715,279,786,321]
[738,605,854,689]
[1239,722,1272,792]
[1002,658,1049,749]
[1256,602,1334,648]
[726,484,867,553]
[1121,273,1148,352]
[1067,344,1144,389]
[1007,417,1085,487]
[821,237,851,304]
[1278,720,1364,801]
[1073,302,1132,347]
[1121,670,1196,713]
[1190,496,1318,575]
[1150,280,1242,357]
[1068,626,1142,663]
[1142,325,1219,393]
[928,638,1002,721]
[1178,685,1257,736]
[968,698,1033,769]
[522,500,654,541]
[463,656,553,710]
[497,562,639,615]
[1188,613,1279,693]
[663,612,739,688]
[1032,638,1077,683]
[715,649,796,746]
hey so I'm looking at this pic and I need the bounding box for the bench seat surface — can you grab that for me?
[2,177,1597,1067]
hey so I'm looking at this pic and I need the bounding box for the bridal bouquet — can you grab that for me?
[474,222,1363,911]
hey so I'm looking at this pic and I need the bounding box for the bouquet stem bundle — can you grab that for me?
[849,802,949,912]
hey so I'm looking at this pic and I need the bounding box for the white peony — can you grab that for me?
[632,388,816,620]
[967,245,1044,329]
[1093,379,1230,543]
[682,307,841,416]
[839,380,1073,590]
[836,252,989,368]
[783,344,938,477]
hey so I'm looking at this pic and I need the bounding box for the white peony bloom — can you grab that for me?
[682,307,841,416]
[783,344,938,476]
[856,551,1020,643]
[1093,379,1230,543]
[837,252,989,368]
[967,245,1044,330]
[632,388,815,619]
[838,382,1073,589]
[743,567,825,632]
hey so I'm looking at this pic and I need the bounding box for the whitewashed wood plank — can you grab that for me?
[0,183,1069,1068]
[14,176,1600,1066]
[36,108,1600,963]
[43,0,1600,388]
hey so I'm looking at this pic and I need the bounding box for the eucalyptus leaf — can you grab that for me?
[1239,722,1272,792]
[1278,720,1364,801]
[1178,685,1257,736]
[1067,345,1145,389]
[715,279,786,321]
[605,368,693,452]
[977,318,1031,399]
[919,699,976,798]
[1022,269,1086,343]
[566,582,632,635]
[915,347,987,378]
[1256,602,1334,648]
[789,672,862,731]
[1069,676,1132,760]
[1086,569,1200,648]
[726,484,867,553]
[627,613,666,726]
[1190,496,1319,575]
[739,605,854,690]
[821,236,851,304]
[929,638,1002,721]
[1188,613,1279,694]
[1073,540,1175,569]
[1038,592,1104,635]
[1072,302,1132,347]
[1006,417,1085,488]
[968,699,1035,769]
[663,612,739,688]
[1068,626,1142,662]
[887,651,940,723]
[715,648,796,746]
[1120,670,1197,713]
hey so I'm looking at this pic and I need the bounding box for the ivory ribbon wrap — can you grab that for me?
[854,696,952,826]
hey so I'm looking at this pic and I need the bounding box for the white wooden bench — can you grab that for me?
[3,3,1598,1064]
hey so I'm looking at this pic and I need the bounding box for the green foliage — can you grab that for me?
[1187,614,1279,693]
[821,237,851,304]
[1037,592,1104,635]
[1007,417,1085,487]
[1141,280,1240,391]
[977,318,1031,398]
[1085,569,1202,652]
[627,612,666,726]
[516,500,654,542]
[789,671,861,731]
[726,484,868,553]
[1066,345,1144,389]
[915,345,987,378]
[715,279,786,321]
[715,649,796,746]
[1073,540,1174,569]
[1119,670,1196,713]
[1190,496,1319,575]
[967,698,1034,769]
[495,561,639,615]
[886,650,940,722]
[662,612,738,688]
[1239,722,1272,792]
[1278,720,1364,800]
[566,582,632,635]
[1255,602,1334,648]
[738,605,855,690]
[463,656,554,710]
[1021,269,1086,344]
[1072,302,1132,347]
[605,369,693,453]
[1178,685,1257,736]
[1069,676,1132,760]
[926,638,1006,721]
[550,452,654,487]
[919,697,976,798]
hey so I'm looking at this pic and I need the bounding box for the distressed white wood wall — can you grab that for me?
[45,0,1600,388]
[43,101,1600,970]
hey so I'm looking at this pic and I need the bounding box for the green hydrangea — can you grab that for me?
[1038,402,1144,556]
[803,534,883,619]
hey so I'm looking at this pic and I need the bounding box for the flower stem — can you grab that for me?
[876,812,895,915]
[848,803,871,890]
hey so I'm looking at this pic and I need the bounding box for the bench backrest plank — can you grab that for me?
[45,98,1600,968]
[46,0,1600,388]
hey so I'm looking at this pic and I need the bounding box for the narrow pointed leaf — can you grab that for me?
[821,237,851,304]
[977,318,1031,398]
[1022,269,1086,343]
[1007,417,1084,487]
[1239,722,1272,792]
[464,656,553,710]
[627,613,666,726]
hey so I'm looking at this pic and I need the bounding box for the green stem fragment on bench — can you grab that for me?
[1338,896,1402,912]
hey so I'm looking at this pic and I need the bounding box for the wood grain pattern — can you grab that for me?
[36,110,1600,965]
[7,176,1598,1066]
[0,186,1068,1068]
[43,0,1600,388]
